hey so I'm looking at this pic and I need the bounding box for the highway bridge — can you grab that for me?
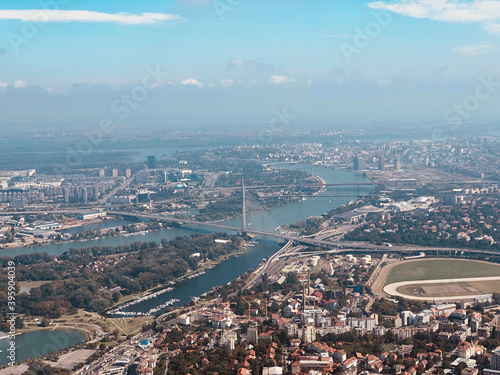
[106,211,500,257]
[106,210,327,246]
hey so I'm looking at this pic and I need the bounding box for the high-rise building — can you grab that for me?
[247,324,259,344]
[485,347,500,375]
[444,193,458,205]
[378,156,386,170]
[490,347,500,370]
[394,155,401,170]
[112,169,118,177]
[125,168,131,178]
[354,157,367,171]
[82,188,88,204]
[99,169,105,178]
[301,325,316,343]
[63,188,69,203]
[147,155,156,169]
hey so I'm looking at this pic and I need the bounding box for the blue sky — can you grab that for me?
[0,0,499,127]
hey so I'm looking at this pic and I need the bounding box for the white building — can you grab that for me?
[457,342,474,359]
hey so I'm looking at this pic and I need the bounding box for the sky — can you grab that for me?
[0,0,499,129]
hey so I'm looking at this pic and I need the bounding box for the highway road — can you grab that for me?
[6,204,497,259]
[109,211,500,258]
[243,240,296,290]
[97,176,135,205]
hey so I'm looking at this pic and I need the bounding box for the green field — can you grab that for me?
[397,279,500,298]
[385,259,500,285]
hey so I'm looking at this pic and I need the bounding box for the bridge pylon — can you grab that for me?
[242,176,247,236]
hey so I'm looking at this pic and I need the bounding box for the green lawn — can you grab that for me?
[397,279,500,298]
[385,259,500,285]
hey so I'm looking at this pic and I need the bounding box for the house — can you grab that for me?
[262,367,283,375]
[328,299,339,310]
[292,356,333,374]
[334,350,347,362]
[341,357,358,372]
[462,368,479,375]
[457,342,475,359]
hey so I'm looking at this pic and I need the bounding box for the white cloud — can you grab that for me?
[269,75,296,85]
[220,78,235,87]
[485,23,500,33]
[0,82,7,90]
[0,9,183,24]
[13,80,29,89]
[454,44,494,56]
[368,0,500,33]
[181,78,203,87]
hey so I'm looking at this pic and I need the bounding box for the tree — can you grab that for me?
[112,290,121,303]
[40,318,50,327]
[455,361,467,375]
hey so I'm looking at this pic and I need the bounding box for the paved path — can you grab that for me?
[383,276,500,301]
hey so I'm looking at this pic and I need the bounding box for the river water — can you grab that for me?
[0,329,86,367]
[115,165,371,314]
[2,164,371,365]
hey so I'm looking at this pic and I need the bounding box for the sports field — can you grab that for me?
[397,279,500,298]
[372,258,500,301]
[385,258,500,285]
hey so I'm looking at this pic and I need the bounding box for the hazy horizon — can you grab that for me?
[0,0,499,129]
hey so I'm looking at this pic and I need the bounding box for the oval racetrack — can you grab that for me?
[383,276,500,301]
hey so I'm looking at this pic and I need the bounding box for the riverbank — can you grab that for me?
[0,165,329,257]
[104,238,256,316]
[4,164,372,365]
[0,217,127,250]
[0,328,87,367]
[15,325,91,341]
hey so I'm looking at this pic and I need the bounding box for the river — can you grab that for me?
[114,164,372,314]
[1,165,370,260]
[3,164,371,365]
[0,329,86,367]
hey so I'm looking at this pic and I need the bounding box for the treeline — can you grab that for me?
[195,190,298,222]
[345,199,500,249]
[0,233,242,318]
[288,201,366,235]
[20,362,72,375]
[169,348,233,375]
[169,340,282,375]
[346,225,500,250]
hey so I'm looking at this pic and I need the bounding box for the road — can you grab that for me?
[110,211,500,257]
[366,254,387,287]
[4,204,500,259]
[383,276,500,301]
[97,175,135,205]
[243,240,296,290]
[51,322,104,343]
[77,330,153,375]
[363,254,388,314]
